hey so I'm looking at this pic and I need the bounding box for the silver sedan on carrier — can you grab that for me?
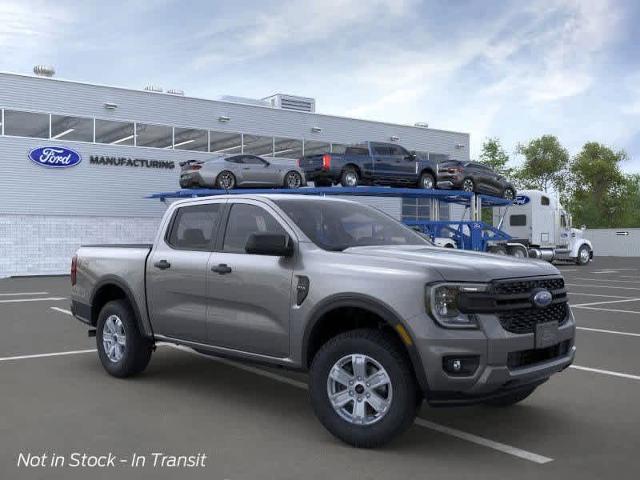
[179,154,307,189]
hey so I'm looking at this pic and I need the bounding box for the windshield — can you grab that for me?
[273,199,430,251]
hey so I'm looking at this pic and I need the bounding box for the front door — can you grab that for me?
[147,201,225,343]
[206,200,295,357]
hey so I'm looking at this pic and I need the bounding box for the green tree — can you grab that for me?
[568,143,640,227]
[514,135,569,193]
[478,137,512,176]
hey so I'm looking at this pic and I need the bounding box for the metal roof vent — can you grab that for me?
[144,85,163,93]
[414,122,429,128]
[33,65,55,77]
[263,94,316,113]
[167,89,184,96]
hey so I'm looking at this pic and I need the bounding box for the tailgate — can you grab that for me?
[298,154,326,173]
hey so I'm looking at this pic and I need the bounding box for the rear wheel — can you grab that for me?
[96,300,152,378]
[284,171,303,189]
[462,178,475,192]
[503,187,515,200]
[488,245,507,255]
[418,172,436,189]
[216,171,236,190]
[340,167,359,187]
[483,386,537,407]
[309,329,418,448]
[576,244,591,265]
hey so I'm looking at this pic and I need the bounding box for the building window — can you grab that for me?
[51,115,94,142]
[210,131,242,154]
[173,127,208,151]
[136,123,173,149]
[303,140,330,156]
[273,137,303,159]
[95,119,135,145]
[243,134,273,156]
[3,110,49,138]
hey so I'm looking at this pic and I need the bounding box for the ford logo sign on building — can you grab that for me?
[29,146,82,168]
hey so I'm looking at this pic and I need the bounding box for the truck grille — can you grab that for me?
[507,340,572,369]
[492,276,569,334]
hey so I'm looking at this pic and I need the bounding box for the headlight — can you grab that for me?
[426,283,488,328]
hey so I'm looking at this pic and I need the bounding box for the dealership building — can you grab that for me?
[0,70,470,276]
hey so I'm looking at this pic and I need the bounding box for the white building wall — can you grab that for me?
[583,228,640,257]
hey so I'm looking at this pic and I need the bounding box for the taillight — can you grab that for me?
[191,164,202,170]
[322,154,331,171]
[71,254,78,286]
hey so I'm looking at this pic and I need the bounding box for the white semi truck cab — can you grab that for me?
[493,190,593,265]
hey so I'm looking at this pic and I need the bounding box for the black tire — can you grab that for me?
[483,386,537,407]
[284,171,303,189]
[576,244,591,265]
[340,167,359,187]
[461,178,475,192]
[309,329,419,448]
[215,171,236,190]
[488,245,507,255]
[503,187,515,200]
[418,172,436,190]
[96,300,153,378]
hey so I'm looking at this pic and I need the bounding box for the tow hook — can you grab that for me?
[87,329,96,338]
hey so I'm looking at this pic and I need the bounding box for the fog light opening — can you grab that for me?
[443,356,480,376]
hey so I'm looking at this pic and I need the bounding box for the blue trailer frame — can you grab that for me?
[148,186,513,252]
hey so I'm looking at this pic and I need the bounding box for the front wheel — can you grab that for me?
[96,300,152,378]
[503,187,515,200]
[418,172,435,189]
[462,178,475,192]
[576,244,592,265]
[284,171,303,189]
[309,329,418,448]
[483,386,537,407]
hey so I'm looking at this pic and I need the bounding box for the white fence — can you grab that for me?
[584,228,640,257]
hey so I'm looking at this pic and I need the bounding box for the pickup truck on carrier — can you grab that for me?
[298,141,439,189]
[71,194,576,447]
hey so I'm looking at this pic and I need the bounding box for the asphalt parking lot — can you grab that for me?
[1,257,640,479]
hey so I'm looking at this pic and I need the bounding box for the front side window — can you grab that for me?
[4,110,49,138]
[274,199,429,251]
[388,145,409,157]
[223,203,287,253]
[242,155,268,165]
[167,203,222,251]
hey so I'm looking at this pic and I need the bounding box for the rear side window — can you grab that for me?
[510,214,527,227]
[345,146,369,156]
[167,204,222,251]
[223,203,287,253]
[387,145,409,156]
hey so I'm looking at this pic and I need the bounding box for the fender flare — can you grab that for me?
[571,238,593,258]
[90,275,153,338]
[301,293,430,392]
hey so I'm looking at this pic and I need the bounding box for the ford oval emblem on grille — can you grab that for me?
[532,289,553,308]
[28,146,82,168]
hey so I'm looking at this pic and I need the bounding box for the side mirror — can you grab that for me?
[581,225,586,231]
[245,233,294,257]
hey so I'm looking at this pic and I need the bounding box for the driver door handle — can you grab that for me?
[211,264,232,275]
[154,259,171,270]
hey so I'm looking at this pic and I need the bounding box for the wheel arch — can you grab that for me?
[90,276,152,338]
[301,293,429,392]
[342,163,362,176]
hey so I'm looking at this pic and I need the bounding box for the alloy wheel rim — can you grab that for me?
[219,173,234,189]
[102,315,126,363]
[504,189,514,200]
[287,172,301,188]
[345,172,358,186]
[463,180,474,192]
[327,354,393,426]
[422,176,434,189]
[580,248,589,262]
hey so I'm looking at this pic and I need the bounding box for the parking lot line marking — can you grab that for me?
[174,345,553,464]
[0,297,67,304]
[572,277,640,285]
[568,292,632,299]
[0,291,49,296]
[577,326,640,338]
[413,419,553,464]
[572,306,640,315]
[0,349,96,362]
[51,307,72,315]
[571,298,640,307]
[565,283,640,291]
[570,365,640,381]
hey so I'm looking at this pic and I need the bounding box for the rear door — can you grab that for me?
[205,200,295,357]
[147,201,225,343]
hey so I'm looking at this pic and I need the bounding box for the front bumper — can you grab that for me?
[409,308,576,405]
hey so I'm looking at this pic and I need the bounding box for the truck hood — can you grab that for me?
[343,245,560,282]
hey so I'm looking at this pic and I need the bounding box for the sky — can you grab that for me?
[1,0,639,172]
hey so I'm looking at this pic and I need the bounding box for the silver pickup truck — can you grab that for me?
[71,194,575,447]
